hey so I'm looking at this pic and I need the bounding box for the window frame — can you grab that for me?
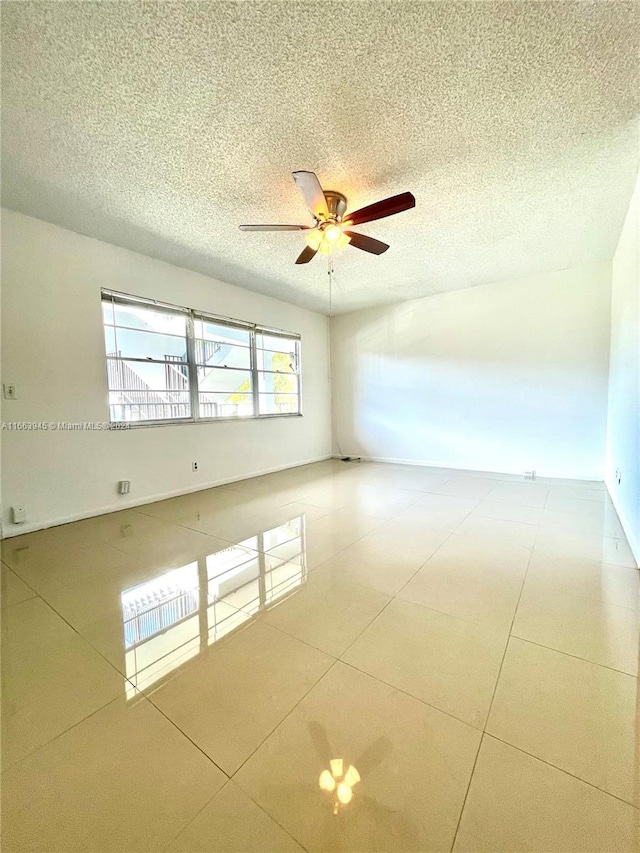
[101,289,303,427]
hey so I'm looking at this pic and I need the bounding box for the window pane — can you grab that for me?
[256,349,296,373]
[110,328,187,362]
[196,340,251,369]
[195,320,250,347]
[199,393,254,418]
[197,367,252,394]
[112,303,186,336]
[257,332,297,352]
[102,301,115,326]
[107,359,189,392]
[104,326,117,355]
[109,391,191,422]
[258,372,298,395]
[258,393,299,415]
[103,298,191,423]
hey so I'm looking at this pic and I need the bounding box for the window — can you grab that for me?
[102,290,301,424]
[256,331,300,415]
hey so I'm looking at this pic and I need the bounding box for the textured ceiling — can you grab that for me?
[2,1,640,314]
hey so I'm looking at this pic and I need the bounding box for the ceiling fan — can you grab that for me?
[239,171,415,264]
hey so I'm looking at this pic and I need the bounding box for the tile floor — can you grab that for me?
[1,460,638,852]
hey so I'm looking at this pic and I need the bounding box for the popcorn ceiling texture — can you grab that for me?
[2,1,639,314]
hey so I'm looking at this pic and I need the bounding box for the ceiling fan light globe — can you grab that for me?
[337,782,353,805]
[319,770,336,792]
[336,232,351,250]
[344,765,361,787]
[305,229,323,251]
[323,223,342,243]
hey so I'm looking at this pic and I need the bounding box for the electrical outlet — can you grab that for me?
[192,461,199,472]
[118,480,131,495]
[3,383,17,400]
[11,506,27,524]
[615,468,622,485]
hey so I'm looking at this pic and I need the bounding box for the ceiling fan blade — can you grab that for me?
[292,171,329,220]
[239,224,310,231]
[295,245,317,265]
[345,231,390,255]
[344,191,415,227]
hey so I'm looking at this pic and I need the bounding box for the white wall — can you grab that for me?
[331,264,612,480]
[1,210,332,536]
[606,168,640,565]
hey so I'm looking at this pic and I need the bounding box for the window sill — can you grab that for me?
[109,413,304,429]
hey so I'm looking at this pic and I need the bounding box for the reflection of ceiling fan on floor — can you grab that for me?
[240,171,415,264]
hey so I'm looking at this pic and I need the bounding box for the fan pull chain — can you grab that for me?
[327,254,335,317]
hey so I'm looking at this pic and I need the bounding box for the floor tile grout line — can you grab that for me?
[330,522,472,663]
[337,658,484,734]
[448,731,487,853]
[507,633,638,678]
[382,486,533,615]
[258,604,385,662]
[126,685,232,778]
[336,585,410,661]
[0,594,136,751]
[19,593,233,781]
[0,692,128,778]
[483,732,640,811]
[1,564,42,601]
[230,658,341,779]
[1,592,40,610]
[482,517,539,720]
[222,782,313,853]
[390,591,521,633]
[388,500,485,602]
[449,512,542,851]
[158,777,311,853]
[157,781,230,853]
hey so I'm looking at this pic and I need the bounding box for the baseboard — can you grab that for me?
[1,454,333,538]
[605,479,640,568]
[332,453,604,482]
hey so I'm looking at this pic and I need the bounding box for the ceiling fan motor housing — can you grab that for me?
[323,191,348,221]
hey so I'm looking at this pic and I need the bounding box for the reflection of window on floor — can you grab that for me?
[207,517,304,623]
[122,564,199,647]
[121,515,306,697]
